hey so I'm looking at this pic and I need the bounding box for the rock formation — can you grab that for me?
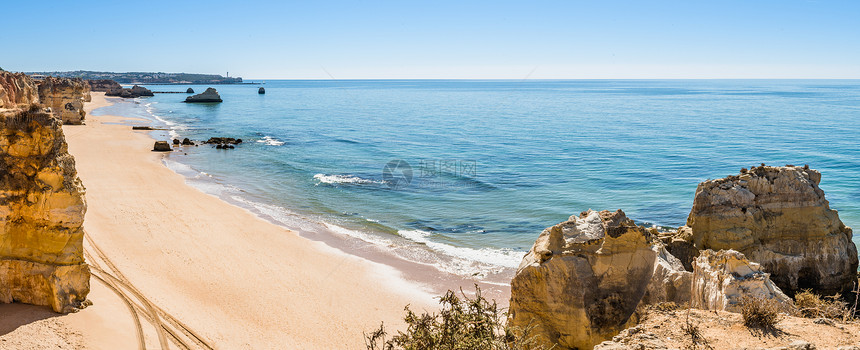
[258,87,265,94]
[105,84,153,98]
[684,165,858,295]
[153,141,172,151]
[186,87,194,93]
[0,72,90,313]
[184,87,222,103]
[509,209,658,350]
[37,77,91,125]
[691,249,793,312]
[87,79,122,92]
[0,72,39,109]
[642,245,692,306]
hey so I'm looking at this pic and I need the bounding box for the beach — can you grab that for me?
[1,92,439,349]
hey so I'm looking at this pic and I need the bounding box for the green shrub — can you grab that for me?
[365,286,549,350]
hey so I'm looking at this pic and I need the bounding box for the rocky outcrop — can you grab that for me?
[1,71,90,313]
[184,87,222,103]
[691,249,792,312]
[153,141,172,151]
[509,209,658,350]
[0,72,39,109]
[37,77,91,125]
[130,85,154,97]
[258,87,265,94]
[642,245,692,306]
[87,79,122,92]
[684,165,858,295]
[105,85,153,98]
[186,88,194,93]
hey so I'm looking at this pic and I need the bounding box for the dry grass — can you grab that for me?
[740,296,780,330]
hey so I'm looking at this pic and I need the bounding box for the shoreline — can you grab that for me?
[12,91,493,348]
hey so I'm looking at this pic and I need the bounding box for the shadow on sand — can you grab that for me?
[0,303,60,336]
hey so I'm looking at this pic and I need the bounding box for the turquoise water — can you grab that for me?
[93,80,860,277]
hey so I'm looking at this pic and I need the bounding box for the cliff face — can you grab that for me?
[0,71,90,313]
[0,72,39,109]
[37,77,91,125]
[685,165,858,295]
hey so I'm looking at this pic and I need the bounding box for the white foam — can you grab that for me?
[256,136,285,146]
[398,230,523,269]
[313,173,381,185]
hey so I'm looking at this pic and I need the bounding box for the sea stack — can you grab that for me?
[186,87,194,93]
[258,87,265,94]
[185,87,222,103]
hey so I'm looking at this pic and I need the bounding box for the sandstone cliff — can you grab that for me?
[509,209,658,350]
[37,77,91,125]
[0,72,39,109]
[684,165,858,295]
[0,71,90,313]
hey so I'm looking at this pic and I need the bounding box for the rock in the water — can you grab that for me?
[153,141,172,151]
[186,87,194,93]
[37,77,91,125]
[87,79,122,92]
[105,85,153,98]
[0,72,91,313]
[184,87,222,103]
[691,249,793,312]
[684,165,858,295]
[172,138,180,145]
[258,87,265,94]
[181,138,193,145]
[509,209,658,350]
[203,137,241,145]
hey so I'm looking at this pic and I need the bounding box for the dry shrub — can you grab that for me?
[740,295,779,330]
[681,309,711,350]
[653,302,681,312]
[364,285,550,350]
[794,289,850,320]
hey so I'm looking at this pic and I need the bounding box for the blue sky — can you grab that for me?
[2,1,858,79]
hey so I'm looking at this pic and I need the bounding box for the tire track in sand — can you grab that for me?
[84,233,215,350]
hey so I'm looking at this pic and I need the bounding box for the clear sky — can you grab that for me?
[2,1,858,79]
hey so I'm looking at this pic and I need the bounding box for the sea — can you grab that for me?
[91,80,860,280]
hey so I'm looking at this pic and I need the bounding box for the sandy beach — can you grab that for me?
[1,92,438,349]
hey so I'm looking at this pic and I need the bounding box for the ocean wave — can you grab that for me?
[398,229,523,269]
[256,136,285,146]
[313,173,382,185]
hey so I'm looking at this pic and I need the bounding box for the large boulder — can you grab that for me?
[642,245,693,306]
[691,249,793,312]
[184,87,222,103]
[509,209,658,350]
[130,85,154,97]
[684,165,858,295]
[0,71,91,313]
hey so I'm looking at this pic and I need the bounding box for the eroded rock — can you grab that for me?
[691,249,792,312]
[184,87,222,103]
[37,77,91,125]
[509,209,658,350]
[684,165,858,295]
[1,72,90,313]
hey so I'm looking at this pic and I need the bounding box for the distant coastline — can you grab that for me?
[26,70,244,85]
